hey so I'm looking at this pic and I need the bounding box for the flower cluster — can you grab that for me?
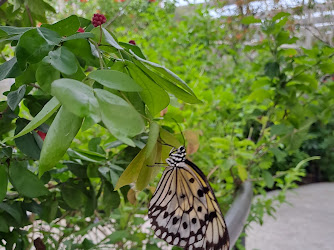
[92,13,106,27]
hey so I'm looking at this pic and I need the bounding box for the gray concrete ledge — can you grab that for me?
[246,182,334,250]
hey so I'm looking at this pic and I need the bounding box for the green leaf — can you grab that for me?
[88,70,142,92]
[241,16,261,24]
[136,144,157,191]
[45,15,80,37]
[39,106,83,176]
[62,32,95,41]
[107,230,130,244]
[103,182,120,210]
[294,73,318,90]
[264,62,280,78]
[7,85,26,111]
[263,171,274,188]
[0,215,9,233]
[102,28,123,50]
[319,62,334,74]
[129,50,196,96]
[51,79,100,125]
[44,47,78,75]
[14,119,42,159]
[15,28,59,70]
[40,200,58,223]
[37,27,62,45]
[15,63,38,86]
[61,185,86,209]
[94,89,145,146]
[237,165,248,181]
[0,57,21,81]
[9,162,49,198]
[127,63,169,115]
[270,124,293,136]
[272,12,290,21]
[0,165,8,202]
[63,38,98,67]
[6,97,60,141]
[68,148,105,163]
[270,148,287,162]
[114,147,146,190]
[0,203,22,223]
[145,122,159,158]
[119,42,146,59]
[36,62,60,93]
[0,26,32,36]
[133,60,200,104]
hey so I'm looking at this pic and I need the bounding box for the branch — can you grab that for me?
[25,5,34,27]
[106,0,133,26]
[305,26,330,46]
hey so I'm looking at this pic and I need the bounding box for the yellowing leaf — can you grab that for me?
[127,188,136,205]
[114,147,146,190]
[136,144,157,191]
[237,165,248,181]
[184,130,200,155]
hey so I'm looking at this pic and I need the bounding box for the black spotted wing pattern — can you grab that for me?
[148,146,230,250]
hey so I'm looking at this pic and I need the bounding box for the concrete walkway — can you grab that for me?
[246,183,334,250]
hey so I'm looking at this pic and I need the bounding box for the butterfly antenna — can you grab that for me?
[171,118,186,146]
[158,134,174,148]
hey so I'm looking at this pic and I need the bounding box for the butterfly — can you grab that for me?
[148,145,230,250]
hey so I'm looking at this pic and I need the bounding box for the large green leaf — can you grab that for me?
[0,165,8,202]
[5,97,60,142]
[14,119,42,160]
[9,162,49,198]
[102,28,123,50]
[0,203,22,223]
[61,185,86,209]
[62,32,95,41]
[103,182,120,211]
[127,63,169,116]
[44,47,78,75]
[63,38,98,67]
[94,89,145,146]
[0,215,8,233]
[88,70,142,92]
[44,15,80,37]
[15,28,61,70]
[39,106,83,176]
[129,50,195,95]
[51,79,100,125]
[133,60,200,104]
[36,62,60,93]
[0,26,32,36]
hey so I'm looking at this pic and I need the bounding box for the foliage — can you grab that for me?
[0,1,334,249]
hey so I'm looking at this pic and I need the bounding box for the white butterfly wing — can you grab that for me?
[148,162,229,250]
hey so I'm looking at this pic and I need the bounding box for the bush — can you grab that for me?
[0,1,333,249]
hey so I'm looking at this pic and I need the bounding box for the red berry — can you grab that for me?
[129,40,136,45]
[92,13,106,27]
[77,27,85,33]
[36,130,47,141]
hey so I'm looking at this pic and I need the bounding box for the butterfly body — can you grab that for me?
[148,146,230,250]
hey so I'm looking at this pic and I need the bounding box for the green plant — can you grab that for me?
[0,11,200,248]
[1,1,334,248]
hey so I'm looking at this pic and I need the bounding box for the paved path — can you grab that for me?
[246,182,334,250]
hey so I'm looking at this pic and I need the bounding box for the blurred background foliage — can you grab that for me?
[0,0,334,249]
